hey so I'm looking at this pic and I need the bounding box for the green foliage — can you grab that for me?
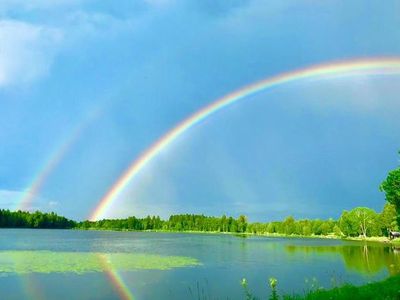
[302,224,312,236]
[0,209,75,229]
[283,216,296,235]
[339,207,380,237]
[0,204,396,239]
[333,225,342,236]
[380,203,399,235]
[238,215,248,233]
[241,278,256,300]
[269,277,279,300]
[380,162,400,226]
[240,274,400,300]
[282,274,400,300]
[77,214,249,233]
[339,211,358,236]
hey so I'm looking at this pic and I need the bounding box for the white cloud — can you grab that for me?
[0,20,62,88]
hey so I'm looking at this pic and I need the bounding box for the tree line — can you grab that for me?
[76,214,249,233]
[1,151,399,238]
[74,203,398,238]
[0,209,75,229]
[0,204,397,238]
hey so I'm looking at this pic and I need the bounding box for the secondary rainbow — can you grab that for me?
[16,128,83,211]
[16,108,103,212]
[90,57,400,221]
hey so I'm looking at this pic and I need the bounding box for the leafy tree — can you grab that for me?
[339,211,359,237]
[312,219,324,235]
[302,224,312,236]
[283,216,296,235]
[333,225,342,236]
[340,207,379,238]
[319,222,331,235]
[237,215,248,233]
[380,203,399,235]
[380,155,400,225]
[266,222,275,233]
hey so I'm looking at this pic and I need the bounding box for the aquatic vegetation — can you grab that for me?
[0,251,200,275]
[241,278,253,300]
[269,277,278,300]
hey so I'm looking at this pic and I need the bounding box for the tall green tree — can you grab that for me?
[380,203,399,234]
[339,210,359,237]
[340,207,379,238]
[237,215,248,233]
[380,154,400,226]
[283,216,296,235]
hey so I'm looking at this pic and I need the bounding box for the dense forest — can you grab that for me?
[76,214,248,233]
[0,209,75,229]
[1,154,399,238]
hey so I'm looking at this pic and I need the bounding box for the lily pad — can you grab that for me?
[0,251,201,275]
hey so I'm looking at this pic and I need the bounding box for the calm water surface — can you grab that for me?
[0,229,399,299]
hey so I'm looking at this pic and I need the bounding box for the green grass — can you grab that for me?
[0,251,201,275]
[282,275,400,300]
[240,274,400,300]
[391,239,400,245]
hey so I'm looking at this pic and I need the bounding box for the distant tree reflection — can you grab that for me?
[284,243,400,275]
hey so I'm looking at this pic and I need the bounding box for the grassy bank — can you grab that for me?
[282,274,400,300]
[241,274,400,300]
[341,235,400,246]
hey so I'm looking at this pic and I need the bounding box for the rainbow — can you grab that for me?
[97,254,135,300]
[16,128,83,211]
[20,274,46,300]
[89,57,400,220]
[16,109,103,212]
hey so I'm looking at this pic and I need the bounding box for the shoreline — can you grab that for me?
[75,227,400,245]
[3,226,400,245]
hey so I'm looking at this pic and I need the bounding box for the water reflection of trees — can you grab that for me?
[284,244,400,275]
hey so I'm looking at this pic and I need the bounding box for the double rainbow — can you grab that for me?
[85,57,400,220]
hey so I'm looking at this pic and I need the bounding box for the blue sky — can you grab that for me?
[0,0,399,221]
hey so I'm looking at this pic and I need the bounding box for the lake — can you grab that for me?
[0,229,399,299]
